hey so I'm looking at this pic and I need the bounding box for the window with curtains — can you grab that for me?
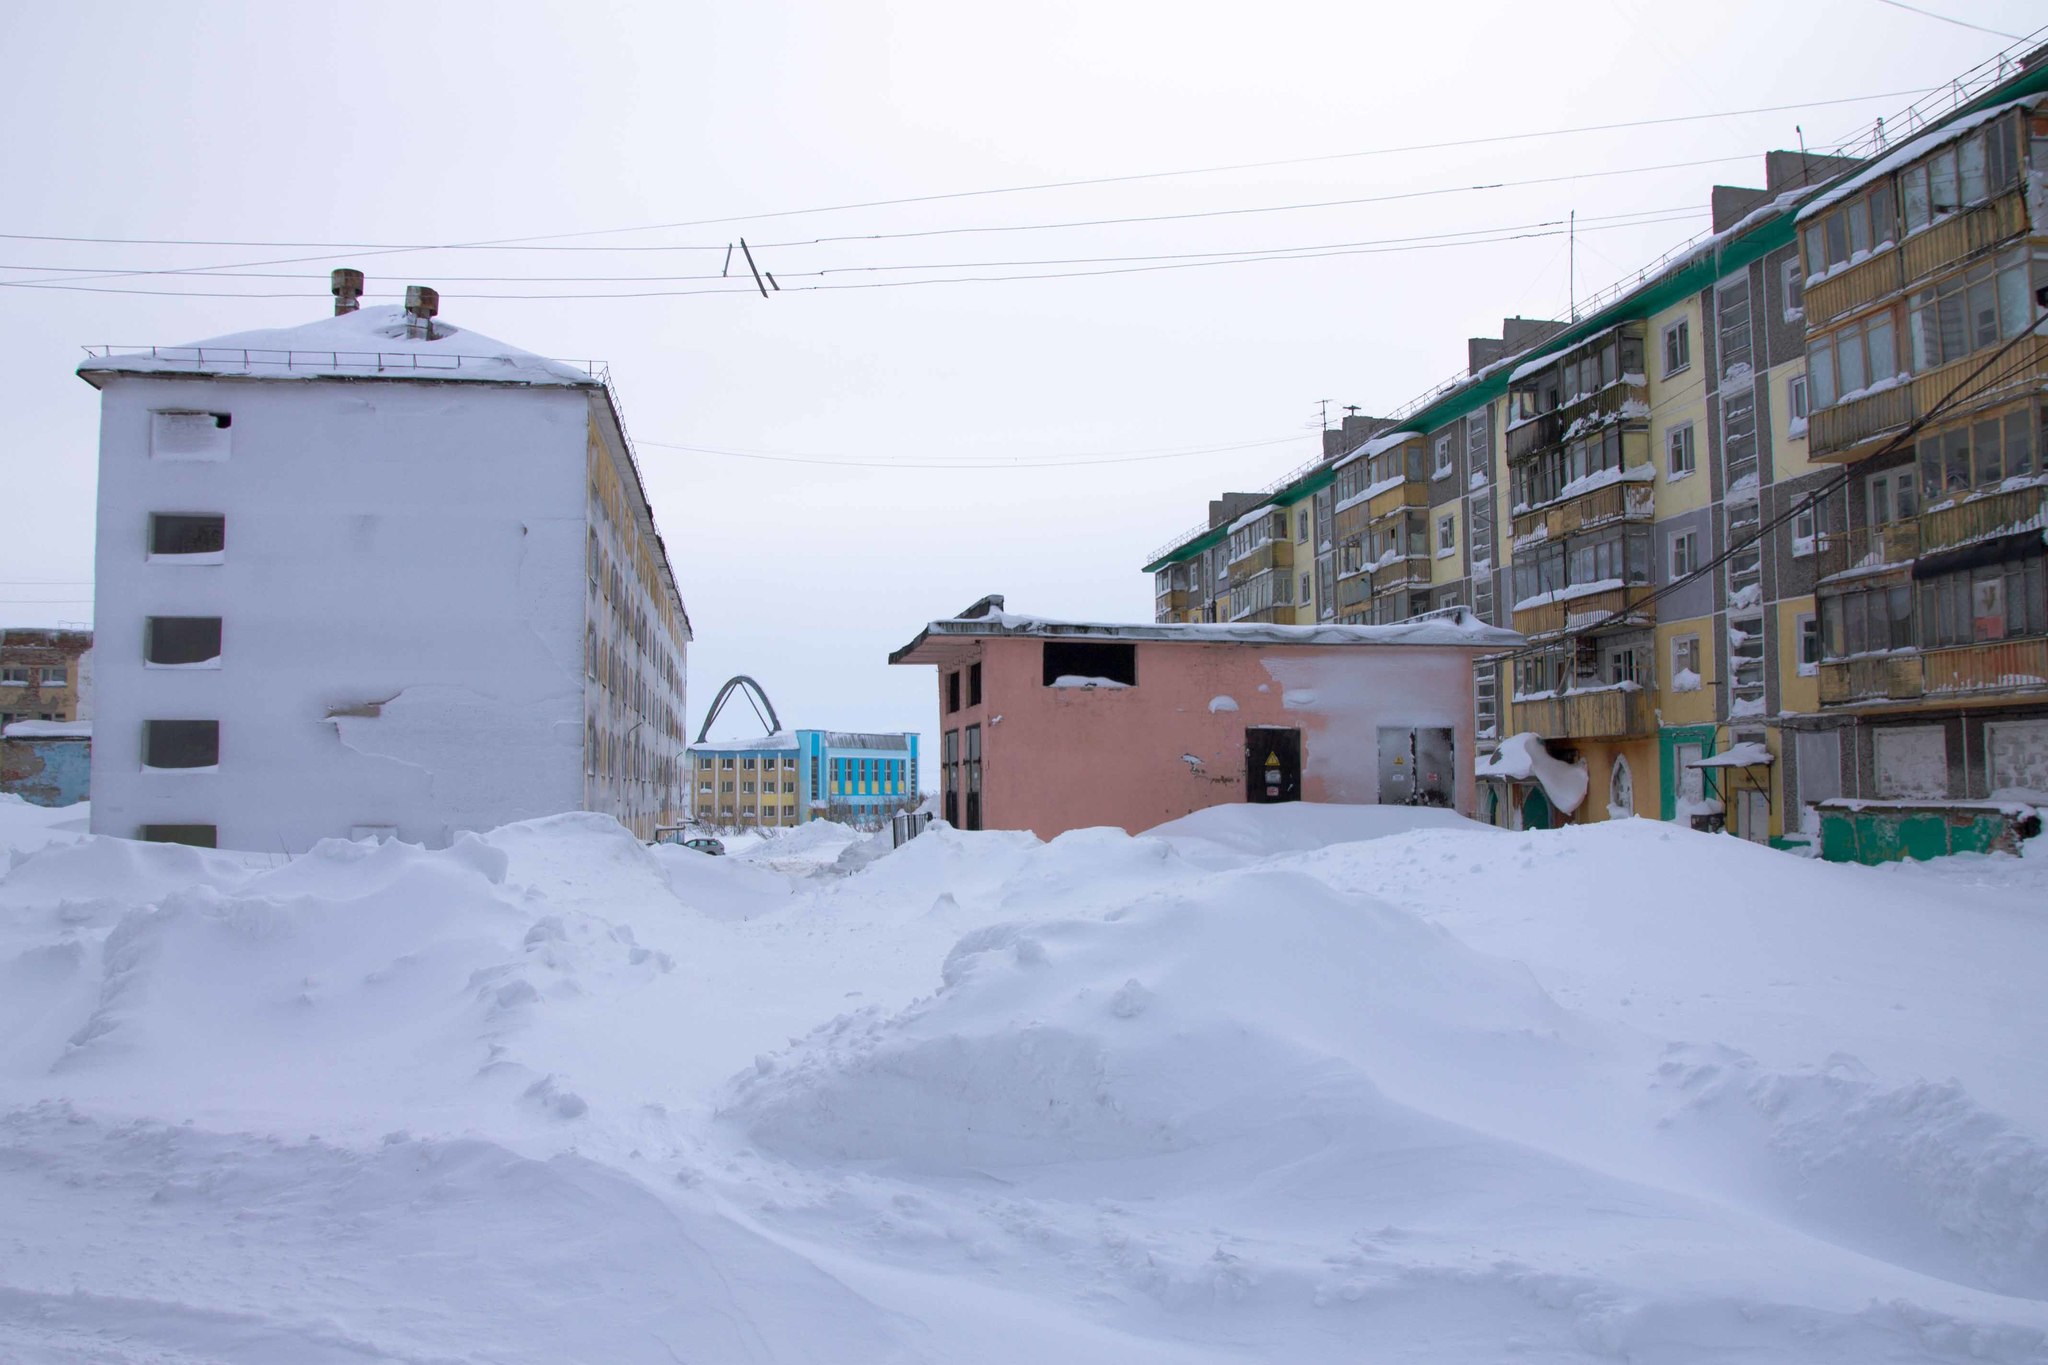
[1918,553,2048,649]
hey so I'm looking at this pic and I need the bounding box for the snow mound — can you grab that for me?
[1144,799,1489,854]
[728,866,1565,1174]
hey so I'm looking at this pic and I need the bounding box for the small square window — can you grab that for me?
[39,667,67,687]
[144,719,219,770]
[1662,321,1691,377]
[149,514,226,558]
[145,617,223,667]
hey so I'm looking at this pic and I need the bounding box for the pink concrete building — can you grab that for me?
[890,597,1523,839]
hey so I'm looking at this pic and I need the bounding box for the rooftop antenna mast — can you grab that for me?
[1568,210,1577,322]
[1318,398,1331,429]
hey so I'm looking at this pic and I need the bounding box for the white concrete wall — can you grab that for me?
[89,375,592,851]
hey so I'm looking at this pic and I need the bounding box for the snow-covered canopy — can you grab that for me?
[77,305,602,388]
[1689,742,1774,769]
[1330,428,1420,471]
[1475,732,1589,814]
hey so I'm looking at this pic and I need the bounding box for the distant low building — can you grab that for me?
[687,730,920,831]
[1,719,92,807]
[889,596,1521,839]
[0,628,94,731]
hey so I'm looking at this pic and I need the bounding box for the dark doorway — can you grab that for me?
[1245,727,1301,803]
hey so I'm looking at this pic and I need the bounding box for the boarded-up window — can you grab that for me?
[1042,640,1137,687]
[145,617,222,666]
[144,719,219,769]
[1794,729,1842,805]
[1873,725,1947,799]
[1987,719,2048,798]
[150,514,225,556]
[150,411,232,461]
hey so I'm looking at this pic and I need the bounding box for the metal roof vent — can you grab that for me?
[331,268,364,316]
[403,285,440,340]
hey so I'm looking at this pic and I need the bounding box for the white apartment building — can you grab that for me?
[77,280,691,851]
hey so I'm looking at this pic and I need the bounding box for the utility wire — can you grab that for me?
[1871,0,2023,40]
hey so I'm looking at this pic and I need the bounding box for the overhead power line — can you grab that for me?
[1870,0,2023,40]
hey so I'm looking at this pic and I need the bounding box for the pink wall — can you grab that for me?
[933,636,1481,840]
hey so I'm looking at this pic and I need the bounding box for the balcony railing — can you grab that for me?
[1227,538,1294,577]
[1510,584,1656,638]
[1809,382,1916,461]
[1820,636,2048,705]
[1816,521,1920,583]
[1922,483,2048,557]
[1511,686,1655,740]
[1804,249,1904,331]
[1899,189,2030,289]
[1509,472,1654,544]
[1812,336,2048,463]
[1335,571,1373,611]
[1369,552,1431,595]
[1506,410,1564,463]
[1153,588,1191,617]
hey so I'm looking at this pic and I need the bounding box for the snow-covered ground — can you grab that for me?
[3,791,2046,1363]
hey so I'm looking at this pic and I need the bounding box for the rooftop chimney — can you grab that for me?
[331,268,364,316]
[403,284,440,340]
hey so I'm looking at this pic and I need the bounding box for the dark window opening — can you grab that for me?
[947,670,961,714]
[964,724,982,830]
[144,719,219,769]
[140,824,217,848]
[968,661,982,707]
[146,617,222,666]
[1041,640,1137,687]
[150,514,226,556]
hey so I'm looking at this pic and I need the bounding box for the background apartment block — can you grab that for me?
[0,628,92,730]
[77,284,691,851]
[1142,52,2048,858]
[688,729,919,830]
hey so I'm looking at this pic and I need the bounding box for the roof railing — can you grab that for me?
[79,343,610,377]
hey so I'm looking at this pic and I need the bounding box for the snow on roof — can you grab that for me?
[689,730,801,753]
[1225,501,1280,535]
[896,609,1523,659]
[1796,93,2045,225]
[77,305,601,387]
[1508,320,1624,385]
[1,719,91,740]
[1476,732,1588,815]
[1689,742,1774,769]
[1331,429,1420,471]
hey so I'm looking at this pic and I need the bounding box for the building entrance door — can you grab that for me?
[1245,727,1301,803]
[1378,726,1455,805]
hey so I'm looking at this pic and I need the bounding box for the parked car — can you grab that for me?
[683,837,726,856]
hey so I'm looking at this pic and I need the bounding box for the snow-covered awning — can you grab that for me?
[1475,732,1588,814]
[1688,742,1773,769]
[1,719,91,740]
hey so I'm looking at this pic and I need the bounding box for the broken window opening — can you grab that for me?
[144,719,219,769]
[150,514,226,557]
[145,616,223,666]
[1041,640,1137,688]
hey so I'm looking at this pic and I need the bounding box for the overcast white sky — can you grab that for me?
[3,1,2041,753]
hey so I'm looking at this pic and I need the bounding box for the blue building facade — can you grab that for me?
[688,728,920,830]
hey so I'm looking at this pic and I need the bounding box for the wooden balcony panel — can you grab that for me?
[1511,687,1654,741]
[1908,334,2048,427]
[1510,475,1655,543]
[1818,654,1925,705]
[1506,411,1563,463]
[1365,480,1431,521]
[1332,503,1372,545]
[1920,484,2048,558]
[1899,190,2030,287]
[1809,383,1916,462]
[1804,248,1904,330]
[1226,539,1294,578]
[1816,521,1920,584]
[1921,636,2048,698]
[1335,572,1373,611]
[1369,554,1431,595]
[1509,584,1655,639]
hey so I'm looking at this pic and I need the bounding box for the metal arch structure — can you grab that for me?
[694,675,783,744]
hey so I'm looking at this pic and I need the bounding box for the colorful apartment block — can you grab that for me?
[688,729,920,831]
[1141,47,2048,860]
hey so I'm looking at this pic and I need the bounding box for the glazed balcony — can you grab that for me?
[1227,537,1294,578]
[1507,382,1649,465]
[1804,191,2027,329]
[1153,588,1192,621]
[1510,471,1655,545]
[1368,551,1431,595]
[1334,570,1373,613]
[1810,335,2048,463]
[1511,686,1655,741]
[1819,635,2048,705]
[1506,409,1564,462]
[1365,479,1430,522]
[1511,583,1655,639]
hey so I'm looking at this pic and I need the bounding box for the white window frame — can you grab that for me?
[1436,514,1456,556]
[1787,373,1808,423]
[1782,256,1804,321]
[1791,504,1817,556]
[1672,633,1700,680]
[1662,320,1691,377]
[1666,422,1696,478]
[1432,434,1456,478]
[1669,528,1699,580]
[1867,467,1918,526]
[1796,612,1821,675]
